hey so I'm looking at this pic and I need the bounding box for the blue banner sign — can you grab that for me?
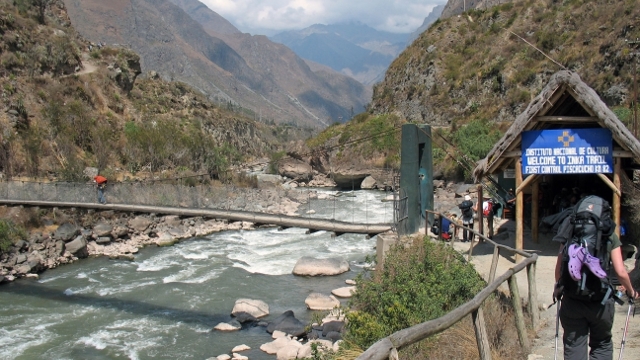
[521,129,613,174]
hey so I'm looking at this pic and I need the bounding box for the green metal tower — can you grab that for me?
[400,124,433,235]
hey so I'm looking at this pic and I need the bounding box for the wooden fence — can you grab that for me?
[356,210,539,360]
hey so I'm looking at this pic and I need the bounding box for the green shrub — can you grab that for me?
[0,219,26,252]
[268,151,286,174]
[345,239,485,348]
[452,119,503,161]
[612,106,633,126]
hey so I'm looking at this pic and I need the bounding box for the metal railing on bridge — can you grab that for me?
[0,179,395,225]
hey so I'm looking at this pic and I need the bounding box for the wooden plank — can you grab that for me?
[532,180,539,243]
[509,275,530,351]
[613,158,621,238]
[472,308,492,360]
[488,246,500,283]
[527,263,539,330]
[503,150,522,157]
[478,185,484,241]
[596,173,622,197]
[613,150,634,158]
[515,174,538,195]
[515,159,524,262]
[534,116,598,123]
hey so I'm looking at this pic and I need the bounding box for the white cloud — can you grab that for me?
[200,0,446,35]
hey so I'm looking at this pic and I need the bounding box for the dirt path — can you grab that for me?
[448,220,640,359]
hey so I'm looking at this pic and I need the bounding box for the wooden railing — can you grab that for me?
[356,210,539,360]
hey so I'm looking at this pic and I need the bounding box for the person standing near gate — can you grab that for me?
[94,175,108,204]
[481,196,494,239]
[458,195,474,242]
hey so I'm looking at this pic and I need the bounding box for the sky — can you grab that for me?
[200,0,447,36]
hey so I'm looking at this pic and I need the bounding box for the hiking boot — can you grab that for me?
[568,244,585,281]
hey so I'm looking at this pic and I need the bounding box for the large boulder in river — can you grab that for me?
[213,320,241,332]
[266,310,306,337]
[65,236,88,258]
[331,286,357,298]
[329,163,370,189]
[305,293,340,310]
[231,298,269,318]
[260,336,295,355]
[360,176,377,189]
[277,158,313,182]
[292,257,349,276]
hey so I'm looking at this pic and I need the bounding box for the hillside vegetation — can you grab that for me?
[0,0,302,181]
[371,0,640,127]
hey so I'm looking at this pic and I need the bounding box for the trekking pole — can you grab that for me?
[554,299,561,360]
[618,297,635,360]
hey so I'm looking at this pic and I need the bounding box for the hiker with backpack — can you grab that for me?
[458,195,475,242]
[481,196,494,239]
[93,175,108,204]
[553,195,638,359]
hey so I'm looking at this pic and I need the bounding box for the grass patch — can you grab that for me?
[0,219,26,252]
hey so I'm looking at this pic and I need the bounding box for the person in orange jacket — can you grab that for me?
[94,175,107,204]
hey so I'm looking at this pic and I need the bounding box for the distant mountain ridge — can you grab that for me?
[168,0,241,35]
[64,0,370,128]
[408,4,445,43]
[271,22,410,85]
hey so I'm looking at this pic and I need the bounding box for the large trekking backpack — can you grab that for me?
[560,195,616,303]
[458,200,474,218]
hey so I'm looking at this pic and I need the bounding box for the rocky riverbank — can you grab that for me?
[0,176,480,284]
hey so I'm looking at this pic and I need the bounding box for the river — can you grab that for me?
[0,189,393,360]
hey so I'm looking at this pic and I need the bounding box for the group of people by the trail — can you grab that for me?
[433,188,516,243]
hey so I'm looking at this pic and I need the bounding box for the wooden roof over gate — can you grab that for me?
[474,70,640,180]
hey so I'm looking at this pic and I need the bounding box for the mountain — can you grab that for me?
[271,22,410,85]
[408,4,445,43]
[369,0,639,129]
[63,0,370,128]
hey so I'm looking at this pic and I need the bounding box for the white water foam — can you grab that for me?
[95,280,157,296]
[76,318,186,360]
[0,308,94,359]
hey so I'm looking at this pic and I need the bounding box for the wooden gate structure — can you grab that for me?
[473,70,640,255]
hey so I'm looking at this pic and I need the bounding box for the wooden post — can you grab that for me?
[488,246,500,283]
[515,159,524,262]
[472,308,492,360]
[527,262,539,329]
[613,158,621,238]
[532,180,539,243]
[478,185,484,241]
[508,275,530,351]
